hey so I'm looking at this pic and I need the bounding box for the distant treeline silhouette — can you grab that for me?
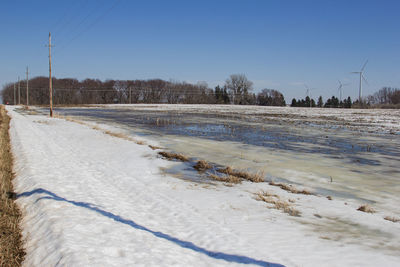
[291,87,400,109]
[366,87,400,107]
[3,74,397,108]
[291,96,353,108]
[1,74,286,106]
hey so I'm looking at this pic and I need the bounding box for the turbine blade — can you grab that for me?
[350,72,359,74]
[361,60,368,71]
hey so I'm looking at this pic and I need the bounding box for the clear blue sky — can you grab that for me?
[1,0,399,102]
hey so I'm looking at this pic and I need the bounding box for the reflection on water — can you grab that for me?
[52,108,399,162]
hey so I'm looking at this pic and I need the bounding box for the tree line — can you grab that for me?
[366,87,400,106]
[290,87,400,108]
[1,74,286,106]
[2,74,398,108]
[291,96,352,108]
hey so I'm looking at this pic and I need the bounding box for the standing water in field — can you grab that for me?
[51,105,400,211]
[43,105,400,255]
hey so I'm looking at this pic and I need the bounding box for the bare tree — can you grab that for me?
[257,89,286,106]
[225,74,253,104]
[368,87,400,105]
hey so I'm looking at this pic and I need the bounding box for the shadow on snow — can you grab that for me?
[18,188,284,267]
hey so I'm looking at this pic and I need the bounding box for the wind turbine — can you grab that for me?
[351,60,369,103]
[304,84,315,108]
[337,80,350,104]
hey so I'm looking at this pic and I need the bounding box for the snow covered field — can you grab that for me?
[7,105,400,266]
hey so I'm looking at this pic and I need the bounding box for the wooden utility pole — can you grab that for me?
[129,87,132,104]
[13,83,16,105]
[26,66,29,106]
[48,32,53,117]
[18,76,20,105]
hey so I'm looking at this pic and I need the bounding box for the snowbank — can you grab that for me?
[7,106,400,266]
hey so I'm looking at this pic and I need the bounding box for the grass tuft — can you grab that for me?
[0,105,25,266]
[255,191,301,217]
[209,174,241,184]
[384,216,400,223]
[193,160,212,171]
[269,181,313,195]
[217,166,264,183]
[158,151,189,162]
[357,204,376,213]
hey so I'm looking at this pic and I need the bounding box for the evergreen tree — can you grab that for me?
[214,85,223,104]
[317,96,323,107]
[324,96,340,108]
[344,96,352,108]
[305,96,311,107]
[311,99,316,107]
[223,87,230,104]
[332,96,339,107]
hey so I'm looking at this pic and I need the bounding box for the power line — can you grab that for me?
[22,87,250,96]
[22,87,239,93]
[58,0,121,51]
[52,0,90,37]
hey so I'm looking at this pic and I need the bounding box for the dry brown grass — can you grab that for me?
[269,181,313,195]
[193,160,212,171]
[217,166,264,183]
[0,105,25,265]
[20,105,38,115]
[54,114,146,145]
[384,216,400,223]
[102,130,145,145]
[103,130,133,141]
[209,174,241,184]
[54,114,87,126]
[255,191,301,217]
[357,204,376,213]
[158,151,189,162]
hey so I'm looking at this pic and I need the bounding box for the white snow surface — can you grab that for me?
[7,106,400,267]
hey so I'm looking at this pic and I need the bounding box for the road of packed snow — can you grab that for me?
[7,106,400,266]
